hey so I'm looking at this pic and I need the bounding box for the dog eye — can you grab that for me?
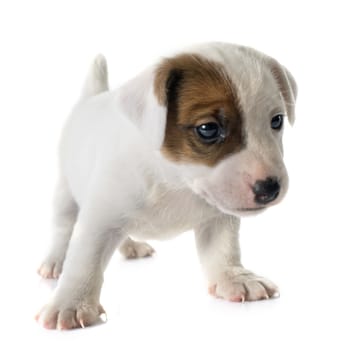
[271,114,284,130]
[195,122,222,143]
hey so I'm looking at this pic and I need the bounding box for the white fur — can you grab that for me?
[37,43,296,329]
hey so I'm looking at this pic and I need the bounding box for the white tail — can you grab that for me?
[81,54,109,99]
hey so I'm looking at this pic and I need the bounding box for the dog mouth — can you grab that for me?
[193,185,268,216]
[235,207,266,212]
[214,204,267,217]
[228,206,267,217]
[203,197,267,216]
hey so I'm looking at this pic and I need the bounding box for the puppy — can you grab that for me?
[36,42,297,330]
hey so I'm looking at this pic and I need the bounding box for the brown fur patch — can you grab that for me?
[154,54,245,167]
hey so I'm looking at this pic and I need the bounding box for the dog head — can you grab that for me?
[119,43,297,216]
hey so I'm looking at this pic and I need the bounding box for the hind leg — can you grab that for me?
[119,237,155,259]
[38,177,78,279]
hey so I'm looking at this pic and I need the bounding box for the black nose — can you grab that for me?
[253,177,280,205]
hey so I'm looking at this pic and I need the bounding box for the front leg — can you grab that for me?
[194,214,278,302]
[36,207,126,330]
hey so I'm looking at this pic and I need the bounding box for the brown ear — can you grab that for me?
[154,54,237,121]
[154,59,183,107]
[268,59,297,125]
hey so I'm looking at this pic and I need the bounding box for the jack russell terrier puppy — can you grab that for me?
[36,42,297,330]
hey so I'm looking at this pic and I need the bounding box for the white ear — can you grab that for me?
[117,67,167,149]
[268,59,298,125]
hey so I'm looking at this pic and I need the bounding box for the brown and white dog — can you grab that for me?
[37,42,297,330]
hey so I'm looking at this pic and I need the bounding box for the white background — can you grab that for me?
[1,0,349,349]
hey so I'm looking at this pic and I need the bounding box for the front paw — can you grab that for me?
[208,267,279,302]
[37,257,64,279]
[35,300,106,330]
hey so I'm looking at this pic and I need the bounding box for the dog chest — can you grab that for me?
[126,184,218,240]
